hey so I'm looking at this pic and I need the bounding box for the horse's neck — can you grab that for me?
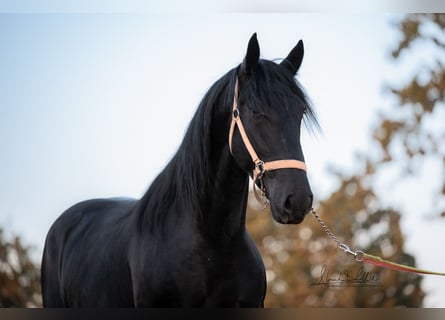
[202,144,250,242]
[136,93,250,240]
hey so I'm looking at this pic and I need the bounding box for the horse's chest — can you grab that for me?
[132,232,265,307]
[176,252,254,306]
[185,246,265,306]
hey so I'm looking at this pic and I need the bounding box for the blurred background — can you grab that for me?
[1,6,445,307]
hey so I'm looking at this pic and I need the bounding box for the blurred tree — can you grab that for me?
[0,228,41,307]
[373,13,445,216]
[246,13,445,307]
[247,159,424,307]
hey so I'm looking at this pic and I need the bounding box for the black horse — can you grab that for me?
[41,33,317,307]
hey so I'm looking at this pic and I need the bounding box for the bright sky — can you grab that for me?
[1,9,445,307]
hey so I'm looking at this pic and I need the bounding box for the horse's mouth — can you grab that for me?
[272,212,306,224]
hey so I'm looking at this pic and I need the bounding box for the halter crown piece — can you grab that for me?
[228,78,307,208]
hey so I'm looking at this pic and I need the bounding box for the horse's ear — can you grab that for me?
[240,33,260,76]
[280,40,304,75]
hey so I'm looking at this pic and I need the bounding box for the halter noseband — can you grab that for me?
[228,78,307,208]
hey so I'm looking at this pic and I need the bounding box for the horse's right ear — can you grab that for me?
[240,33,260,76]
[279,40,304,75]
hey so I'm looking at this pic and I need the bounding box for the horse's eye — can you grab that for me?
[249,107,261,117]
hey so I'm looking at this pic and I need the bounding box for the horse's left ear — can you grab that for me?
[280,40,304,75]
[240,33,260,76]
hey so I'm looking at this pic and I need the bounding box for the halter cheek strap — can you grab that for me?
[228,78,307,207]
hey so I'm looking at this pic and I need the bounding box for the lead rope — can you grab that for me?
[310,208,445,276]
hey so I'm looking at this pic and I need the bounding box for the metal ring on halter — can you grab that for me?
[255,160,265,179]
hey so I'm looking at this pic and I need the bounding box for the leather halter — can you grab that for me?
[228,78,307,207]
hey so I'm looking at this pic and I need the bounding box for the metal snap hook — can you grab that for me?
[339,243,357,258]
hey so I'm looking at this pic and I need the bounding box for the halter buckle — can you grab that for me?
[255,160,265,176]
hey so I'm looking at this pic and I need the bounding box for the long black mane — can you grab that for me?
[136,60,317,231]
[136,68,238,230]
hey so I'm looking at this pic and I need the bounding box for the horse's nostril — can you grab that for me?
[284,195,293,212]
[283,193,313,214]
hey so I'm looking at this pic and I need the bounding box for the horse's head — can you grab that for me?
[230,33,317,224]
